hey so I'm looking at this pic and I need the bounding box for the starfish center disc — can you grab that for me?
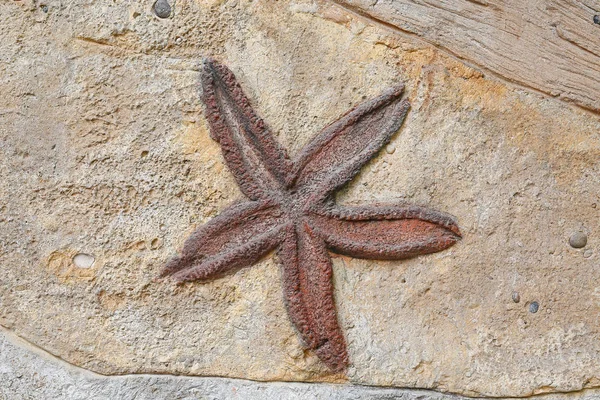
[279,188,309,221]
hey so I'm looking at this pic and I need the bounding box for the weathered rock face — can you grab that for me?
[6,325,600,400]
[0,0,599,397]
[332,0,600,113]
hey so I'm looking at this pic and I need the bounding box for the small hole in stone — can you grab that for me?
[141,150,149,158]
[400,278,406,283]
[73,253,95,269]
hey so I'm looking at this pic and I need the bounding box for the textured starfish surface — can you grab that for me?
[161,58,461,372]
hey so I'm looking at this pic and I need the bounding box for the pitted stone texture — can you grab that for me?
[1,0,599,397]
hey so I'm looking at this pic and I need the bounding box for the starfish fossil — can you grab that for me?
[161,58,461,372]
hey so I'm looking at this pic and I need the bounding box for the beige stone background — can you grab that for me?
[1,0,599,398]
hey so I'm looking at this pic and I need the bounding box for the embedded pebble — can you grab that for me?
[569,231,587,248]
[512,291,520,303]
[153,0,171,18]
[583,249,593,259]
[385,144,396,154]
[73,253,95,269]
[529,301,539,314]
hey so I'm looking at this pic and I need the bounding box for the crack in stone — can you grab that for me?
[1,324,599,399]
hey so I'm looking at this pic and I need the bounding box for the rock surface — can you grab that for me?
[4,326,600,400]
[333,0,600,113]
[0,326,460,400]
[0,0,599,397]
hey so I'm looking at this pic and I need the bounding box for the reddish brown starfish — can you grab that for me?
[161,58,461,372]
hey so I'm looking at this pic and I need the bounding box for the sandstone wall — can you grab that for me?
[1,0,599,398]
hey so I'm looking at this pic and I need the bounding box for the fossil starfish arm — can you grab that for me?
[309,205,461,260]
[160,200,284,278]
[201,58,294,199]
[278,221,349,372]
[277,225,320,350]
[171,222,289,283]
[291,85,410,203]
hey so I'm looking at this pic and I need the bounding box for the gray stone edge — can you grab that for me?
[1,326,598,400]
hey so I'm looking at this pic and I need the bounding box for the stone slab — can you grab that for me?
[1,0,599,397]
[2,326,600,400]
